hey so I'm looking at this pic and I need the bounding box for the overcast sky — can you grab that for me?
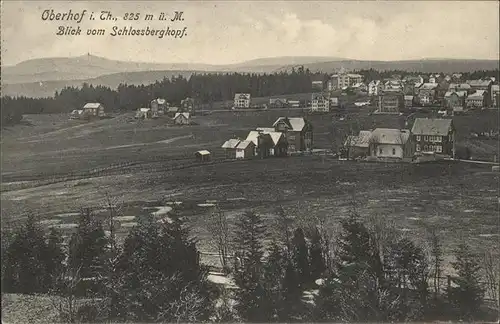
[1,1,499,66]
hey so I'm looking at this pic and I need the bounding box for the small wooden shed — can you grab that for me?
[195,150,211,162]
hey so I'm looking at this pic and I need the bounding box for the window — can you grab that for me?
[437,136,442,142]
[379,148,383,155]
[436,145,442,153]
[392,148,396,155]
[289,135,296,141]
[424,136,428,141]
[416,135,421,141]
[289,145,295,151]
[416,144,421,152]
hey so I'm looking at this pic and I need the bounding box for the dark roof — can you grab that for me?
[411,118,453,136]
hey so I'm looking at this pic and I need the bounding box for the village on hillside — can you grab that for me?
[2,1,500,322]
[68,68,499,165]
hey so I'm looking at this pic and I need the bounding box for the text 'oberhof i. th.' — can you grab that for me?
[41,9,188,39]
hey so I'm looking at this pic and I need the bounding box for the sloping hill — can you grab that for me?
[2,55,498,98]
[275,59,500,74]
[1,54,219,84]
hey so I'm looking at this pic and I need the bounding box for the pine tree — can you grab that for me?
[261,242,286,321]
[292,228,311,287]
[3,215,49,293]
[315,215,387,322]
[447,243,485,321]
[261,240,305,322]
[233,211,267,321]
[110,212,213,322]
[309,228,326,281]
[384,237,429,321]
[338,215,383,283]
[44,228,66,291]
[67,208,108,296]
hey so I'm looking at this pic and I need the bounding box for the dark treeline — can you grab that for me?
[2,67,498,126]
[2,205,497,323]
[1,67,326,119]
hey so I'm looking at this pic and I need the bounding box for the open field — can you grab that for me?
[1,107,499,270]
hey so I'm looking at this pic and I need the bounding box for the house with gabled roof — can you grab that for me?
[411,118,455,156]
[466,90,488,109]
[82,102,105,117]
[173,112,190,125]
[272,117,313,152]
[344,130,372,159]
[466,79,492,92]
[310,93,330,113]
[245,130,287,158]
[235,140,256,159]
[369,128,413,160]
[444,91,467,112]
[416,83,439,105]
[221,138,241,159]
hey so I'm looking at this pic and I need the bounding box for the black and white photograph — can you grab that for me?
[1,1,499,323]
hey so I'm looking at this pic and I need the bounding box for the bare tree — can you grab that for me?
[206,204,231,272]
[423,225,443,298]
[365,213,399,266]
[481,249,499,306]
[336,119,361,159]
[212,287,236,322]
[101,192,123,254]
[158,283,208,323]
[368,133,380,157]
[51,266,83,323]
[272,205,293,259]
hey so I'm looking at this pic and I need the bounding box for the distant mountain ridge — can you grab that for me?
[1,54,498,98]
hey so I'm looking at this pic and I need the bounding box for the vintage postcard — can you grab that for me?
[1,1,499,323]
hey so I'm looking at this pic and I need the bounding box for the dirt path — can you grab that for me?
[105,134,193,150]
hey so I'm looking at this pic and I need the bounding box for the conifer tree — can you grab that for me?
[2,215,49,293]
[384,237,429,321]
[338,215,383,283]
[309,228,326,281]
[315,215,386,322]
[447,243,485,321]
[261,240,305,322]
[67,208,108,296]
[292,228,311,286]
[110,212,213,322]
[233,211,267,321]
[44,228,66,290]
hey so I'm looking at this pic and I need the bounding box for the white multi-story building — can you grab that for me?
[327,68,363,91]
[310,93,330,113]
[233,93,251,108]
